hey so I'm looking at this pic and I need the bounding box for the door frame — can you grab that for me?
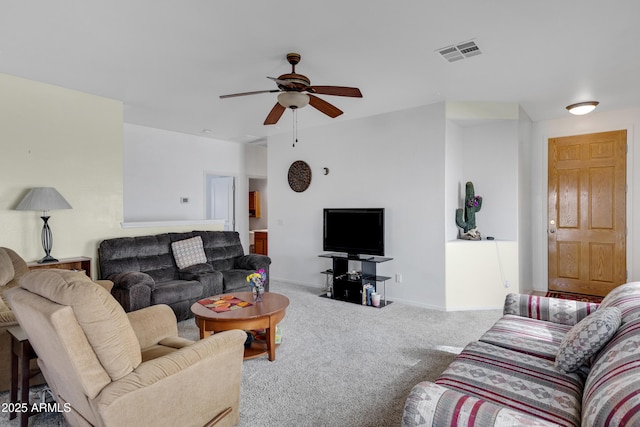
[547,130,627,295]
[538,127,633,293]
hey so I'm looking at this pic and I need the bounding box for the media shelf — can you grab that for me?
[318,253,393,307]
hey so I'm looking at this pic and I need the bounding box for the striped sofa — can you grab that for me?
[403,282,640,427]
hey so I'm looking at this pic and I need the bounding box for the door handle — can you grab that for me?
[549,219,556,234]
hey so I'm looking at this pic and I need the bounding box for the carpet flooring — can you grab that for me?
[0,281,502,427]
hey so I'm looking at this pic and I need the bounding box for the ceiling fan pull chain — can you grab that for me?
[292,109,298,147]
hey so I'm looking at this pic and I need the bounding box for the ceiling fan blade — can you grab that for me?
[308,94,343,118]
[307,86,362,98]
[220,89,280,99]
[264,103,286,125]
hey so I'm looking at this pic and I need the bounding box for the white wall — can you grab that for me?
[444,112,523,309]
[0,74,123,277]
[461,120,519,241]
[0,75,252,278]
[531,108,640,292]
[123,123,245,221]
[246,145,268,177]
[518,107,533,292]
[445,120,464,240]
[446,240,518,310]
[123,124,270,251]
[268,104,447,309]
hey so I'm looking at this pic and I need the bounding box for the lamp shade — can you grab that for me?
[16,187,72,213]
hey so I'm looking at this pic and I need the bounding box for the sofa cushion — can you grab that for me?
[151,280,203,305]
[479,314,572,360]
[555,307,621,373]
[20,269,142,381]
[435,340,584,427]
[582,317,640,426]
[0,249,14,287]
[211,256,235,272]
[403,382,563,427]
[179,263,214,275]
[171,236,207,269]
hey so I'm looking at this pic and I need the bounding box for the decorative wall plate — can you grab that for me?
[288,160,312,192]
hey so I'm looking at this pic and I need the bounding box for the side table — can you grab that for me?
[27,256,92,279]
[8,325,38,427]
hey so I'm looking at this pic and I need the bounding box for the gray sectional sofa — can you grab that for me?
[98,230,271,321]
[402,282,640,427]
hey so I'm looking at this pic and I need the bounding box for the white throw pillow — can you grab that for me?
[171,236,207,270]
[555,307,621,373]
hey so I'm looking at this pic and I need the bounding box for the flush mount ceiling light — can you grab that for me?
[566,101,599,115]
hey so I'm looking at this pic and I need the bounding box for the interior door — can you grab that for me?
[206,175,235,231]
[548,130,626,296]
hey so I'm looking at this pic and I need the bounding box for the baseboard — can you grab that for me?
[270,278,322,290]
[270,278,502,312]
[444,304,504,312]
[392,297,501,312]
[389,296,444,311]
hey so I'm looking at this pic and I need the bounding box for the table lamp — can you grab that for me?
[16,187,72,263]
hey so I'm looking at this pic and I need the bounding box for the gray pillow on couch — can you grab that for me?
[555,306,622,373]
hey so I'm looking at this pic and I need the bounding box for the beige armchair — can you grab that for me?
[0,247,45,391]
[7,269,246,427]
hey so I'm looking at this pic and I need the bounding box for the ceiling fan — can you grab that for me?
[220,53,363,125]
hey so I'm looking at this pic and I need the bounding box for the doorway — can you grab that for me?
[249,177,268,254]
[547,130,627,296]
[206,174,235,231]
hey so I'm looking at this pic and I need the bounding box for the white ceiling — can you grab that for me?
[2,1,640,143]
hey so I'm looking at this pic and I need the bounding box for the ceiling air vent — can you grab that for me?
[437,40,482,63]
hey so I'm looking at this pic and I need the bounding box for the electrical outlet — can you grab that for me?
[504,280,511,288]
[396,273,402,283]
[180,197,189,203]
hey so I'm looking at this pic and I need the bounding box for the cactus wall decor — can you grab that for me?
[455,181,482,240]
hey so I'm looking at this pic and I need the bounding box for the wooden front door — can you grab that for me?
[548,130,627,296]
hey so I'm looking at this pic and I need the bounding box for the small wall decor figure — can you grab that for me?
[456,181,482,240]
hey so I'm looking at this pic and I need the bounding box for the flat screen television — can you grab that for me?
[323,208,385,259]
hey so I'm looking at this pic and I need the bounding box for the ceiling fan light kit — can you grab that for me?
[278,92,310,109]
[566,101,599,115]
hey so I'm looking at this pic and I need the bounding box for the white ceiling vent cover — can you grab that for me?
[437,40,482,63]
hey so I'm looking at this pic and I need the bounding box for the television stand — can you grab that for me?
[318,253,393,307]
[347,254,373,261]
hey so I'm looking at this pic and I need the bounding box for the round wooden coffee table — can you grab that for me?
[191,291,289,361]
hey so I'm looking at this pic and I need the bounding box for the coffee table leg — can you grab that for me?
[196,319,212,339]
[267,320,276,361]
